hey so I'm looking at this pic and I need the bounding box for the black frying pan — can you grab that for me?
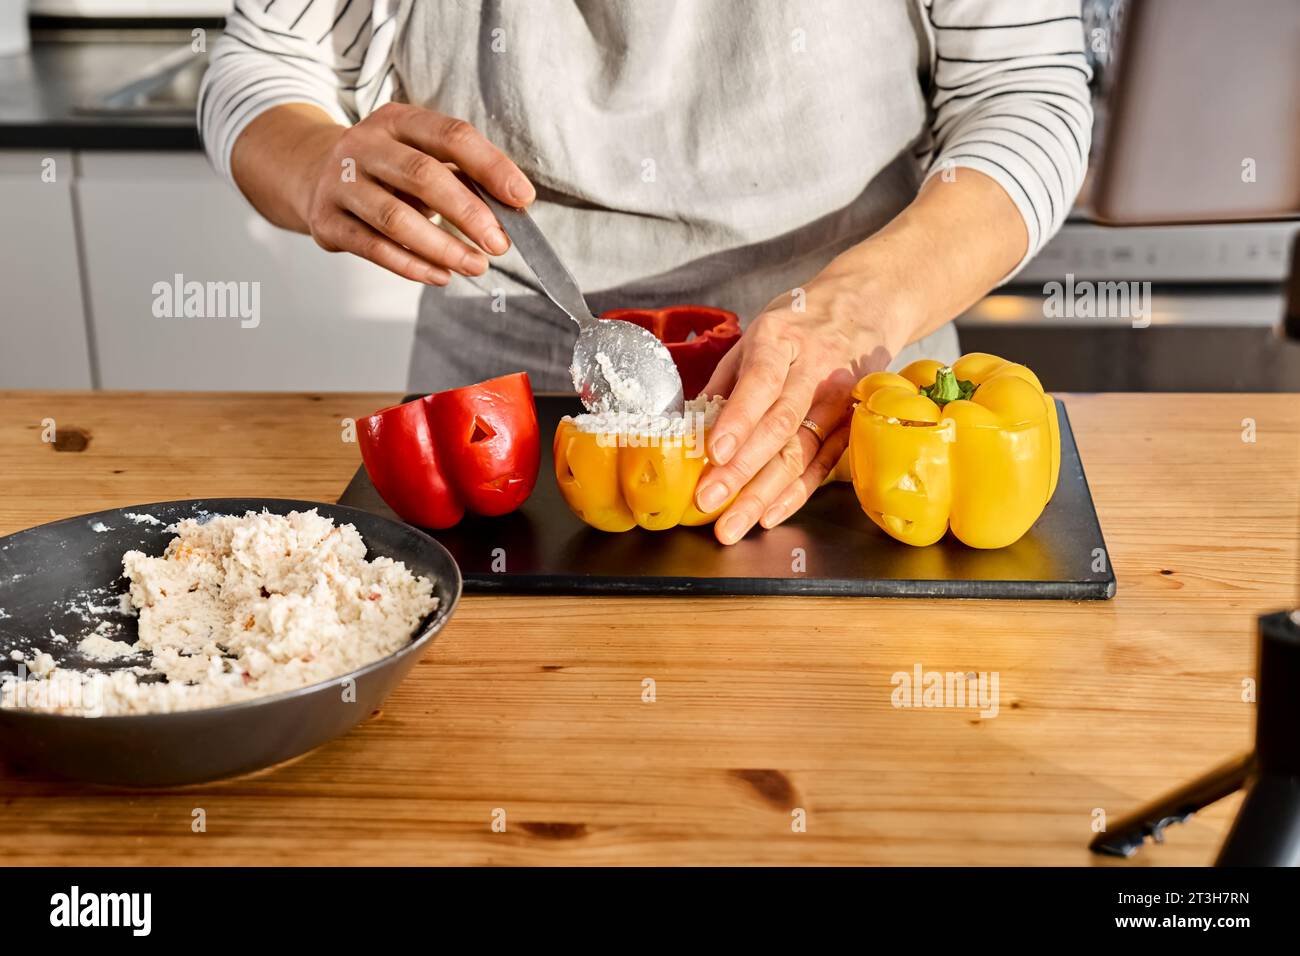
[0,499,462,787]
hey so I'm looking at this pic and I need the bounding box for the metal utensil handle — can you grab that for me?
[460,174,594,329]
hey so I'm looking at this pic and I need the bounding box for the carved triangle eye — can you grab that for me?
[896,470,925,494]
[469,416,496,444]
[638,459,659,484]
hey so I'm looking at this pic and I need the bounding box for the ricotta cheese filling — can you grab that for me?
[0,509,437,717]
[593,351,649,411]
[565,394,725,439]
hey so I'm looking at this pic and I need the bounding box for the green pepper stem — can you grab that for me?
[920,367,977,407]
[927,367,961,405]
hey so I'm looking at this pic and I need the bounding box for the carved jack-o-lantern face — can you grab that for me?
[359,373,540,528]
[553,420,736,532]
[425,375,540,517]
[846,355,1061,549]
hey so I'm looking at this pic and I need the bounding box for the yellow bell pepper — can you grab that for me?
[847,352,1060,549]
[553,419,734,531]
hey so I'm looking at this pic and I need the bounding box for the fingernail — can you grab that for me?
[425,267,450,285]
[460,251,488,274]
[760,504,786,529]
[508,176,535,205]
[484,227,509,255]
[711,433,736,463]
[696,481,727,513]
[717,512,750,544]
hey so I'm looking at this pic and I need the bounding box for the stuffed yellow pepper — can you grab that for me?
[553,400,735,532]
[848,353,1060,549]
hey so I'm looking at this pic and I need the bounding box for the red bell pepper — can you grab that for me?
[358,372,540,529]
[599,305,740,400]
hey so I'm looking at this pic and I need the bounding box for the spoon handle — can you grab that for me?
[460,174,594,330]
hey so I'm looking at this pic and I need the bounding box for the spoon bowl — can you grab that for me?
[571,318,685,415]
[463,175,686,417]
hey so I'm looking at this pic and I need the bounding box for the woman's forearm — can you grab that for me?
[816,168,1029,359]
[230,103,346,233]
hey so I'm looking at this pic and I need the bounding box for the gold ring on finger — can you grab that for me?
[799,418,826,443]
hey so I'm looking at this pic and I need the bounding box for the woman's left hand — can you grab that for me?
[693,274,896,545]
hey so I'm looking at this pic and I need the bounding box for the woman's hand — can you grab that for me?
[691,168,1032,546]
[693,274,896,545]
[234,102,535,285]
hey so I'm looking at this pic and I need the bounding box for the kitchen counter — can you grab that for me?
[1,390,1297,865]
[0,28,208,149]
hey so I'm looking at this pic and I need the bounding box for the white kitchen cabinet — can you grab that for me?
[75,152,422,391]
[0,150,94,388]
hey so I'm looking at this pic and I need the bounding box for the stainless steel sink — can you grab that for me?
[75,46,206,117]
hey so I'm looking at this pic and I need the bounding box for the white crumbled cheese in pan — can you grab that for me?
[0,509,437,717]
[27,652,56,678]
[77,633,137,661]
[566,394,725,437]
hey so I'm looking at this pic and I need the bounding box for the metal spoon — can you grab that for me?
[462,177,685,417]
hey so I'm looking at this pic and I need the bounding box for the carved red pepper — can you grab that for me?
[599,305,741,400]
[358,372,540,529]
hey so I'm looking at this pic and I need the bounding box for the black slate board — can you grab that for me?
[339,395,1116,600]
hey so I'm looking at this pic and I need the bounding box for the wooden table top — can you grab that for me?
[1,390,1296,866]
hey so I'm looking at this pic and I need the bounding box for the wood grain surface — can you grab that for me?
[1,390,1297,866]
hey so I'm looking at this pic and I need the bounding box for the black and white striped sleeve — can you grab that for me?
[199,0,402,184]
[922,0,1093,273]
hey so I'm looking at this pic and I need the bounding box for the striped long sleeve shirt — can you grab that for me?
[199,0,1093,390]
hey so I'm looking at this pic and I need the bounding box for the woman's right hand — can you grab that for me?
[235,102,535,286]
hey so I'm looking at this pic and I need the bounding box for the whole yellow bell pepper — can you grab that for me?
[847,352,1060,549]
[553,419,734,531]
